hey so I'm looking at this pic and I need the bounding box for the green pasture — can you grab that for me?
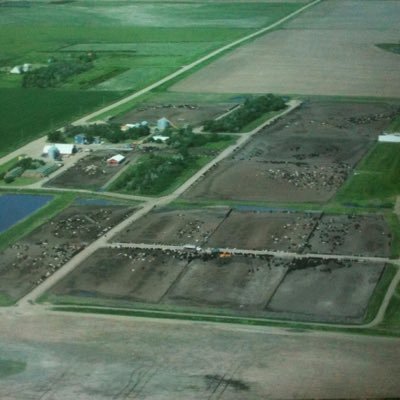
[336,143,400,206]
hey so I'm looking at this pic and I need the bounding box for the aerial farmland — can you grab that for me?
[0,0,400,398]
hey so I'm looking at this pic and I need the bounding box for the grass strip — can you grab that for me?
[363,264,398,324]
[51,305,400,338]
[386,213,400,259]
[377,282,400,331]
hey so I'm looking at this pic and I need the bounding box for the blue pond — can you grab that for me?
[0,194,53,233]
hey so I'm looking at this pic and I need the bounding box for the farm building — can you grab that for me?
[43,144,77,157]
[23,163,61,178]
[152,135,169,143]
[157,117,170,132]
[5,167,24,180]
[74,134,86,145]
[107,154,125,166]
[378,133,400,143]
[121,121,148,132]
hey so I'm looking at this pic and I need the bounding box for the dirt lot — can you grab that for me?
[49,248,290,313]
[305,214,391,257]
[172,0,400,97]
[267,259,386,323]
[207,209,320,251]
[114,206,231,245]
[183,101,397,202]
[0,205,135,302]
[115,103,235,128]
[45,150,138,190]
[164,255,289,312]
[50,248,188,303]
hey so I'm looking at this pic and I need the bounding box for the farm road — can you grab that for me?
[109,242,392,265]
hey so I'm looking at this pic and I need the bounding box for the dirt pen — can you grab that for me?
[48,248,387,324]
[183,101,398,202]
[114,206,391,257]
[45,150,138,190]
[0,204,135,303]
[115,207,230,246]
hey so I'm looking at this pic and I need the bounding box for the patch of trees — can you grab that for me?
[153,127,231,149]
[203,94,286,132]
[0,157,45,183]
[112,152,192,195]
[22,59,92,88]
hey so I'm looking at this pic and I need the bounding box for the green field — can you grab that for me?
[0,1,305,155]
[0,88,120,157]
[336,143,400,206]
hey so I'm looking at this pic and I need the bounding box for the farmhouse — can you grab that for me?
[107,154,125,166]
[43,144,77,157]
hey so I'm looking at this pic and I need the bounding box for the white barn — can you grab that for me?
[42,144,77,156]
[378,133,400,143]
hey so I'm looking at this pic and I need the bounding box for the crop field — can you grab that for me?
[46,248,386,323]
[44,150,140,191]
[1,313,400,400]
[0,88,119,157]
[183,101,397,203]
[0,204,135,304]
[172,0,400,98]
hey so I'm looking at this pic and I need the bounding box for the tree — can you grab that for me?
[47,131,65,143]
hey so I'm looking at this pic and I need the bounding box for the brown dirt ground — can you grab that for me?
[305,214,391,257]
[45,150,138,190]
[0,205,135,302]
[164,255,289,312]
[115,103,234,128]
[1,312,399,399]
[182,101,397,203]
[266,259,386,323]
[207,209,320,251]
[114,207,231,246]
[172,1,400,97]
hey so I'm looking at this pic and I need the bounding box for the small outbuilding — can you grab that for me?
[107,154,125,166]
[378,133,400,143]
